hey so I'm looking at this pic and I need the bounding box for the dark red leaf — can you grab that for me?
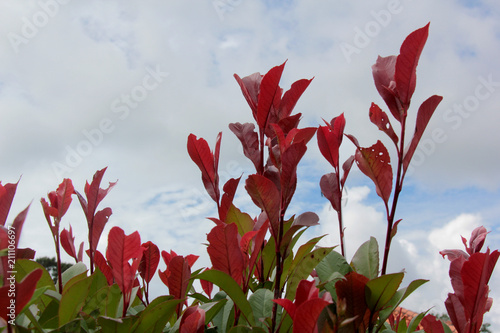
[200,268,213,298]
[11,204,30,249]
[79,167,116,224]
[207,223,244,285]
[229,122,261,173]
[369,103,399,147]
[247,220,269,278]
[281,142,307,211]
[335,271,370,331]
[0,181,18,226]
[106,227,143,299]
[180,305,205,333]
[245,174,281,239]
[420,314,445,333]
[55,179,74,220]
[372,55,400,122]
[395,23,430,110]
[139,241,160,284]
[353,140,393,209]
[445,293,466,333]
[278,78,313,119]
[257,61,286,129]
[403,95,443,176]
[320,173,341,212]
[187,134,219,203]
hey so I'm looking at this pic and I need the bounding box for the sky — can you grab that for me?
[1,0,500,327]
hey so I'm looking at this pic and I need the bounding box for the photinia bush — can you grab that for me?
[0,23,497,333]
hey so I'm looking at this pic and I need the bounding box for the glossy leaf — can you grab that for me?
[372,55,399,122]
[60,226,82,262]
[167,255,190,301]
[403,95,443,176]
[219,177,241,222]
[58,273,94,326]
[320,173,341,212]
[234,72,261,117]
[365,272,404,313]
[179,305,205,333]
[134,297,183,333]
[278,78,313,119]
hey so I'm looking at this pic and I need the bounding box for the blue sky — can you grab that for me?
[1,0,500,327]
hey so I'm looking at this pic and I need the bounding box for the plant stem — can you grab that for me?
[54,221,63,292]
[381,115,406,275]
[336,170,346,257]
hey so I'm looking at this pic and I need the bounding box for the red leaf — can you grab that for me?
[257,61,286,129]
[0,181,18,226]
[167,256,190,300]
[420,314,445,333]
[403,95,443,176]
[445,293,466,333]
[281,142,307,211]
[139,241,160,284]
[295,279,319,306]
[93,250,113,285]
[353,140,393,209]
[219,177,241,222]
[294,298,331,333]
[273,298,296,319]
[185,254,199,268]
[60,226,78,262]
[341,155,355,188]
[90,207,112,252]
[468,226,488,255]
[372,55,400,122]
[207,223,244,285]
[229,122,261,173]
[320,173,341,212]
[245,174,281,239]
[78,167,116,224]
[200,268,213,298]
[187,134,219,203]
[234,72,262,118]
[180,305,205,333]
[317,125,339,169]
[106,227,143,300]
[278,78,313,119]
[395,23,430,110]
[335,271,370,331]
[369,103,399,147]
[55,179,74,220]
[0,268,42,321]
[292,211,320,227]
[11,204,30,250]
[247,220,269,278]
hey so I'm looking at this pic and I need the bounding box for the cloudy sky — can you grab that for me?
[2,0,500,327]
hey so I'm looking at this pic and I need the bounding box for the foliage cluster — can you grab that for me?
[0,24,498,333]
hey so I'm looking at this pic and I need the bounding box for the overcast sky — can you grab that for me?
[1,0,500,327]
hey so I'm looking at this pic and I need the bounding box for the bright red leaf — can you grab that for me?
[369,102,399,147]
[187,134,220,203]
[139,241,160,284]
[180,305,205,333]
[395,22,430,110]
[207,223,245,285]
[60,226,83,263]
[229,122,261,173]
[0,181,18,226]
[257,61,286,130]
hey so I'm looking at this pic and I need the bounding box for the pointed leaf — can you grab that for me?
[139,241,160,284]
[341,155,355,188]
[0,181,18,226]
[0,268,43,321]
[351,237,379,279]
[167,256,190,300]
[294,298,331,333]
[11,203,30,249]
[219,177,241,222]
[257,61,286,129]
[403,95,443,176]
[55,178,74,220]
[320,173,341,212]
[61,226,78,262]
[317,125,340,169]
[365,272,404,312]
[234,72,261,117]
[278,77,313,119]
[395,23,430,109]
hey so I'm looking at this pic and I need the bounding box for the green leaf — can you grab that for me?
[351,237,379,279]
[249,289,274,328]
[285,246,333,300]
[15,259,56,291]
[132,296,182,333]
[365,272,404,313]
[97,316,136,332]
[61,262,88,291]
[377,279,428,326]
[407,310,427,332]
[316,250,353,282]
[59,274,94,326]
[200,299,228,326]
[38,299,60,329]
[195,270,255,326]
[225,204,255,236]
